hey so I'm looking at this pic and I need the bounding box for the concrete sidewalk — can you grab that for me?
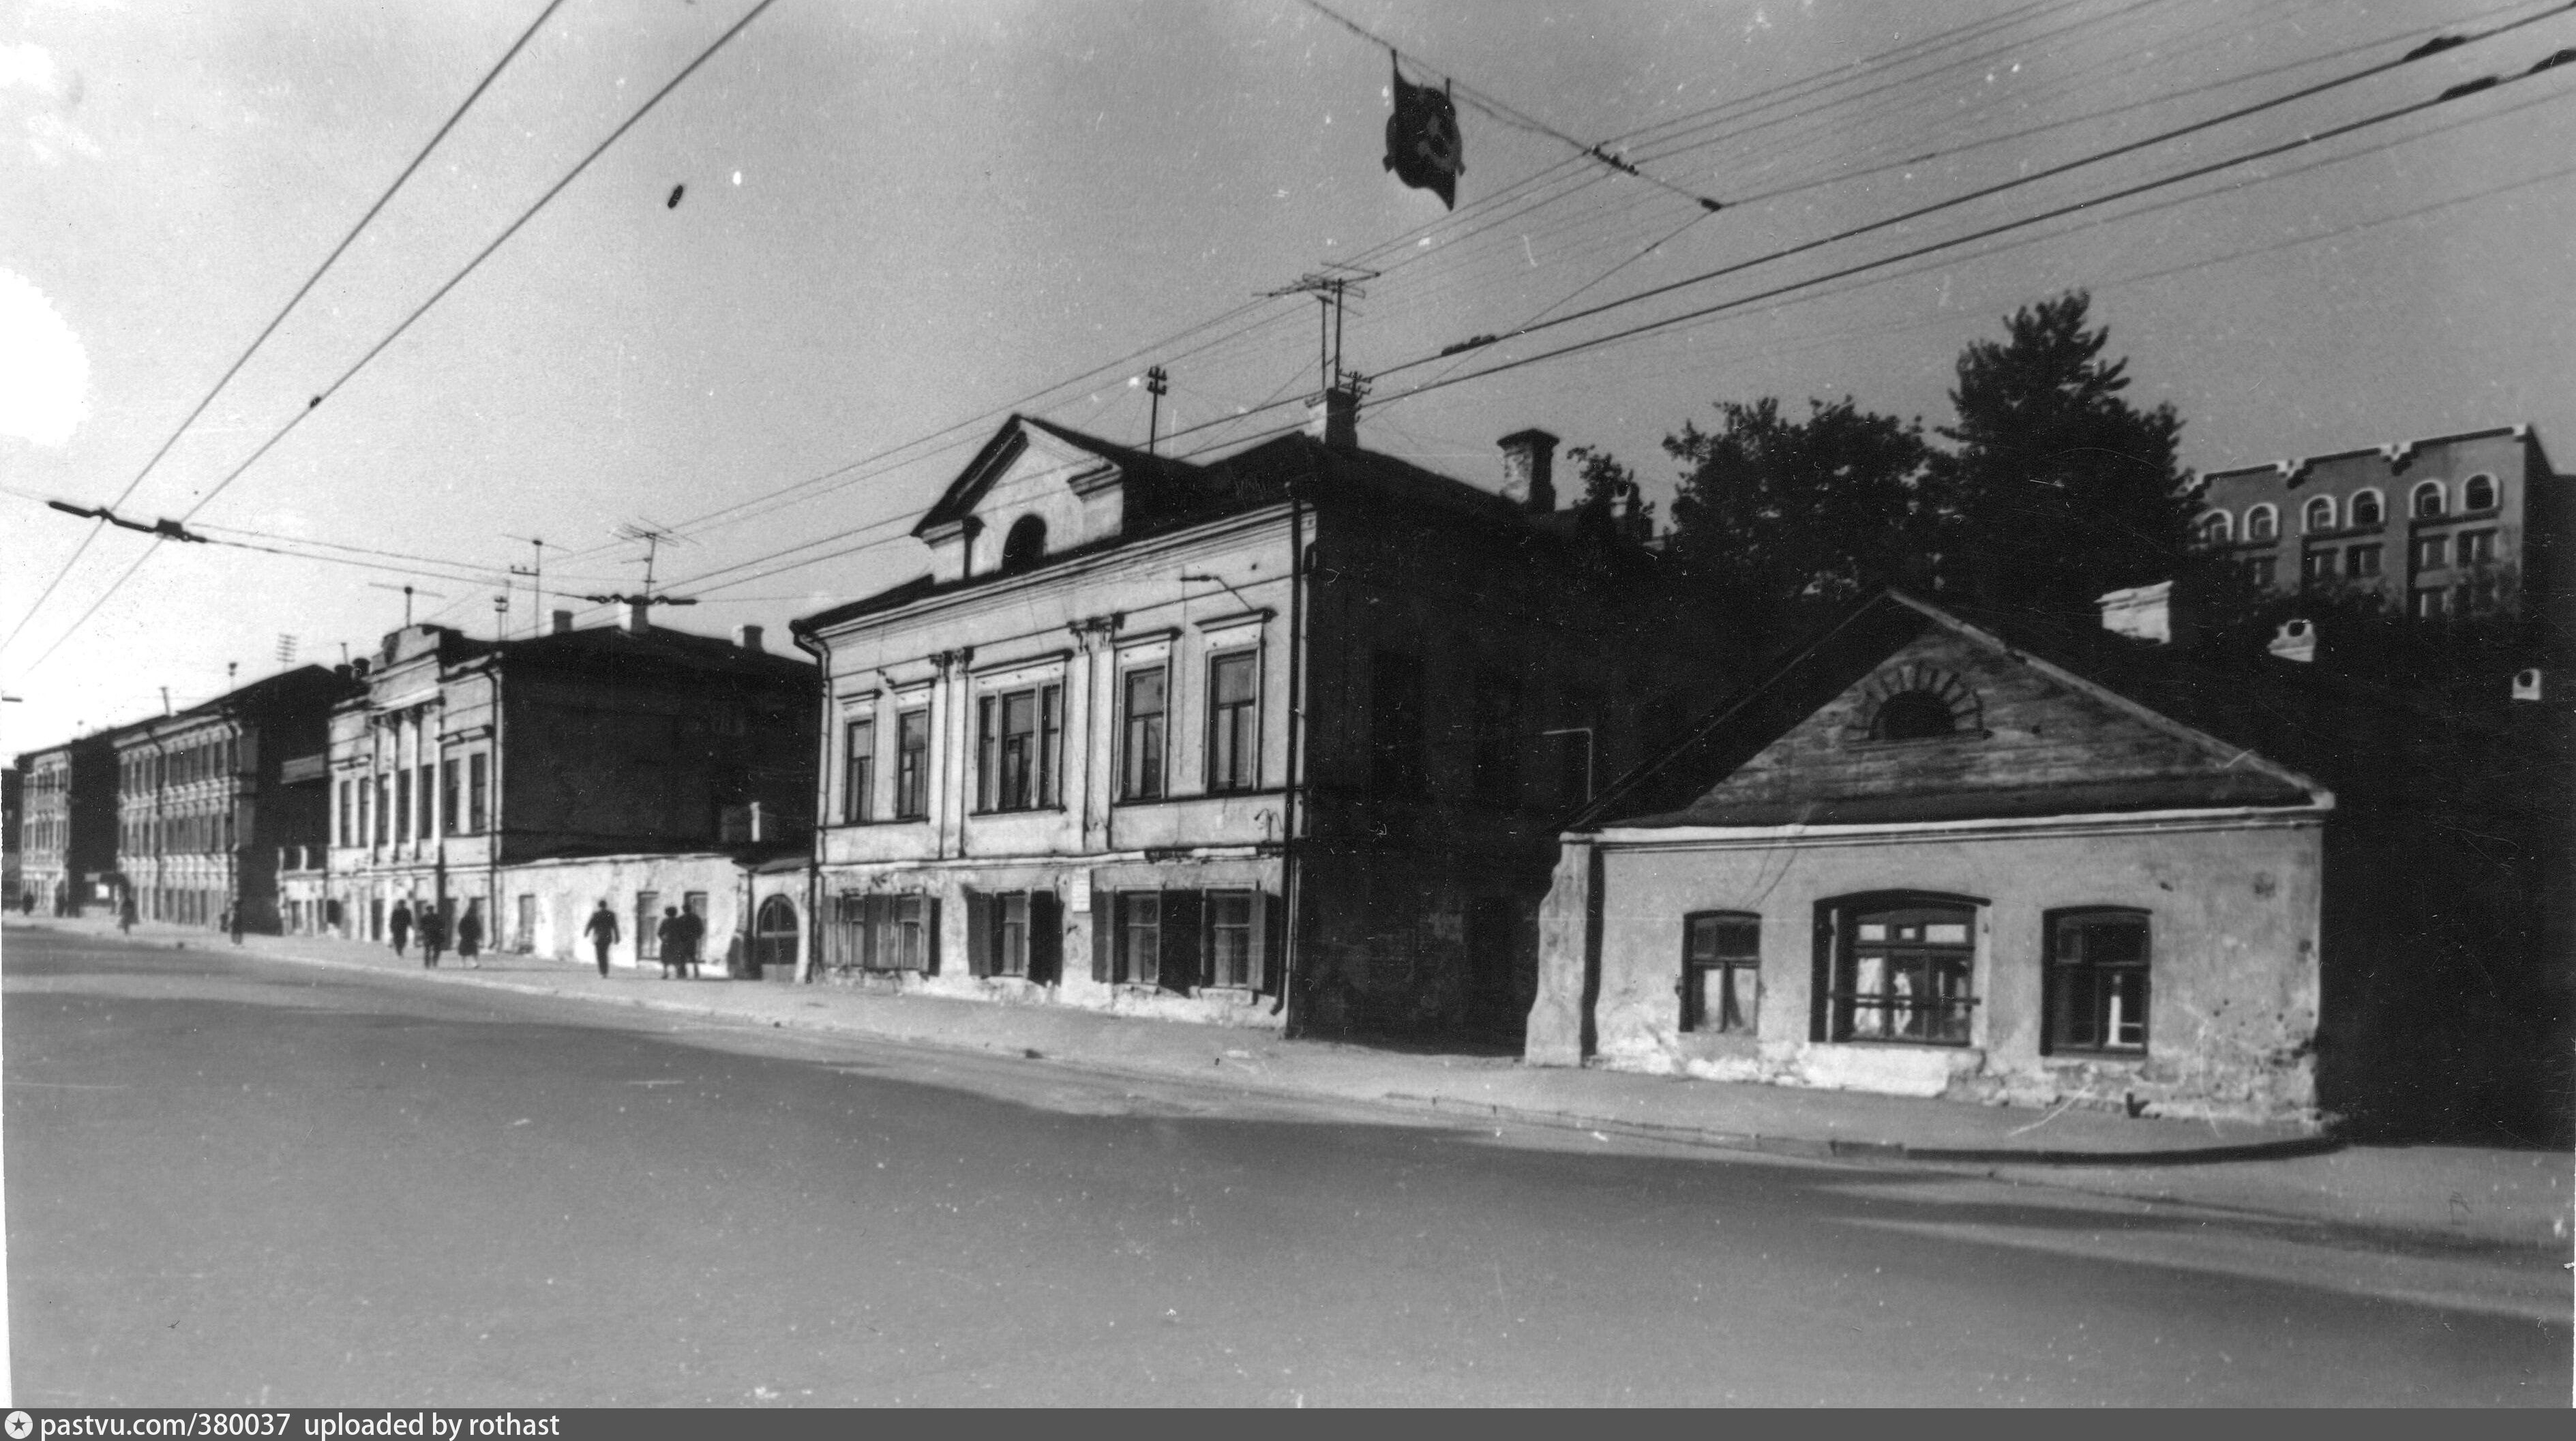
[10,913,2570,1252]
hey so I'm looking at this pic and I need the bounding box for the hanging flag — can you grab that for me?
[1383,59,1463,208]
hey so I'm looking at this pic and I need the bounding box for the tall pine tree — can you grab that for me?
[1928,291,2195,620]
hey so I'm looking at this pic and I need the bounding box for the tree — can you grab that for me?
[1929,290,2195,621]
[1565,443,1654,543]
[1660,396,1933,627]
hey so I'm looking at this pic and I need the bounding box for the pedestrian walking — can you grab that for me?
[389,900,413,958]
[226,902,245,947]
[677,907,705,979]
[418,904,447,968]
[118,893,137,934]
[657,906,683,979]
[583,900,620,977]
[456,902,483,968]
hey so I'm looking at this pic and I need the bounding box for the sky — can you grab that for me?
[5,0,2573,754]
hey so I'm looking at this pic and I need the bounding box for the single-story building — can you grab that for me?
[483,850,809,978]
[1529,591,2337,1126]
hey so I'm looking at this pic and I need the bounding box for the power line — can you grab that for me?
[0,0,571,662]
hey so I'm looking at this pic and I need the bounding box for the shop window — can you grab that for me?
[1121,666,1167,801]
[978,683,1062,812]
[843,718,875,823]
[1206,652,1259,794]
[1819,895,1978,1045]
[895,709,930,819]
[2462,473,2498,511]
[1681,912,1759,1035]
[2045,910,2150,1054]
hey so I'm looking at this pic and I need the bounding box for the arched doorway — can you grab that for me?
[753,895,799,979]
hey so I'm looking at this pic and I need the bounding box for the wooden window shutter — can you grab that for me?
[1160,889,1203,994]
[1031,890,1062,985]
[965,889,991,978]
[924,897,942,975]
[1091,891,1111,983]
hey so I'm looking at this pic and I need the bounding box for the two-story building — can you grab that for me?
[324,609,817,972]
[110,666,351,933]
[2194,424,2565,622]
[790,396,1736,1042]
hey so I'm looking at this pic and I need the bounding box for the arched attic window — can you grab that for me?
[2245,505,2279,541]
[2349,490,2383,527]
[2412,481,2446,518]
[2303,495,2337,533]
[2463,473,2498,511]
[1001,516,1047,573]
[1873,689,1960,741]
[2196,511,2233,546]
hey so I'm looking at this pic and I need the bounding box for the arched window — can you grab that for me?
[1001,516,1047,572]
[754,895,799,975]
[1821,894,1979,1045]
[1872,689,1956,741]
[2303,495,2337,533]
[2348,489,2383,527]
[2245,504,2278,541]
[2196,510,2233,546]
[2462,473,2498,511]
[2412,481,2446,518]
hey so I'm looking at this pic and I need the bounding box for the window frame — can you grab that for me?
[2041,908,2152,1056]
[2243,503,2279,541]
[976,681,1063,813]
[1815,893,1981,1047]
[2411,534,2448,572]
[1681,910,1760,1036]
[2457,527,2497,566]
[467,752,488,834]
[2461,473,2498,512]
[1120,662,1169,801]
[1204,889,1258,990]
[2194,509,2233,546]
[2302,494,2337,534]
[1115,891,1162,985]
[1205,649,1261,794]
[2348,488,2384,527]
[2300,548,2335,584]
[2411,479,2446,518]
[2343,543,2381,580]
[843,717,875,824]
[893,707,931,820]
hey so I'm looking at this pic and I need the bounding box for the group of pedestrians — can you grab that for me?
[387,897,482,969]
[578,899,702,979]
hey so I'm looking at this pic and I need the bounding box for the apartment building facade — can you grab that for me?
[792,400,1735,1042]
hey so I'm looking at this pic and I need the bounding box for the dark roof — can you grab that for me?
[492,621,815,685]
[1579,590,2335,831]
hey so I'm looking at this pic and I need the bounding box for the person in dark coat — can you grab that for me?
[389,900,413,958]
[583,900,620,977]
[455,902,483,968]
[224,902,245,946]
[119,892,137,934]
[657,906,683,979]
[417,904,446,968]
[677,908,704,979]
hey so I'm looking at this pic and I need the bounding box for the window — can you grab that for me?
[895,709,930,819]
[966,890,1062,983]
[2303,495,2337,533]
[1823,897,1977,1045]
[635,891,661,960]
[1471,670,1521,808]
[1120,666,1167,801]
[1205,891,1256,988]
[393,771,410,841]
[1872,689,1956,741]
[843,719,875,822]
[2457,529,2496,566]
[1206,652,1259,793]
[2412,586,2450,619]
[2245,555,2277,588]
[2045,910,2149,1054]
[338,779,353,848]
[977,683,1062,812]
[2195,511,2232,546]
[440,760,460,837]
[513,895,535,952]
[2412,481,2445,518]
[1117,892,1161,985]
[2411,535,2448,571]
[2464,576,2501,614]
[468,753,488,833]
[2244,505,2278,541]
[2463,473,2498,511]
[2350,490,2383,527]
[1369,651,1428,798]
[2344,544,2381,579]
[893,894,932,970]
[2301,550,2335,584]
[1002,515,1047,571]
[1682,912,1759,1035]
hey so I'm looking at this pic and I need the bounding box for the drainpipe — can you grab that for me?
[1274,491,1308,1028]
[792,625,828,984]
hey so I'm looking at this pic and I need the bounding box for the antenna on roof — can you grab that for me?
[366,582,447,627]
[1263,265,1379,396]
[614,520,689,602]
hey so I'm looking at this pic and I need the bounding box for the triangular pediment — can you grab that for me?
[1593,593,2328,829]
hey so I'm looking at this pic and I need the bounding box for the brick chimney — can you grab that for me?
[734,624,764,653]
[1499,428,1558,513]
[620,600,650,634]
[550,610,574,636]
[1306,385,1359,449]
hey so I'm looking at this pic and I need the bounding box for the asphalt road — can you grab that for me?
[5,926,2566,1406]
